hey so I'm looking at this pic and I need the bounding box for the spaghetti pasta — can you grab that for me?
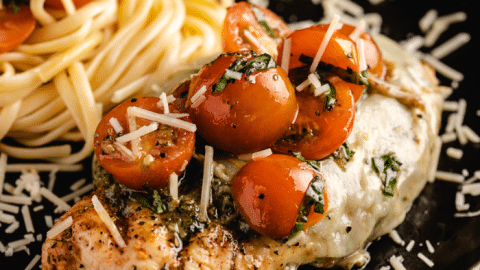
[0,0,233,163]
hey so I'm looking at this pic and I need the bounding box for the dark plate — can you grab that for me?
[1,0,479,269]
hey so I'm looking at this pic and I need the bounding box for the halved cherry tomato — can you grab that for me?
[94,97,195,190]
[187,51,298,155]
[0,5,37,54]
[231,154,328,240]
[44,0,94,9]
[273,75,355,160]
[222,2,291,59]
[338,24,385,79]
[278,24,368,102]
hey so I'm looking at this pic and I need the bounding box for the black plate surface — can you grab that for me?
[1,0,479,269]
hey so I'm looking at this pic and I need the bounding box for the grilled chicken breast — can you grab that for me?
[42,35,447,270]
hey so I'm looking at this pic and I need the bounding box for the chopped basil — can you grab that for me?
[130,190,166,214]
[250,4,276,39]
[322,82,337,111]
[293,152,322,172]
[212,53,277,94]
[371,153,402,196]
[4,0,27,13]
[288,222,305,240]
[333,142,355,162]
[288,175,326,240]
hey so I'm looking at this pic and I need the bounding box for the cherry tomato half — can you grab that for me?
[273,75,355,160]
[222,2,291,59]
[187,51,298,155]
[338,24,385,79]
[278,23,368,102]
[44,0,94,9]
[0,5,37,54]
[94,97,195,190]
[231,154,328,239]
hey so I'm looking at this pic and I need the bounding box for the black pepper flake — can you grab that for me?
[139,221,145,225]
[258,194,265,199]
[274,250,279,255]
[131,98,137,102]
[346,226,352,233]
[79,264,84,268]
[160,152,167,158]
[232,123,237,129]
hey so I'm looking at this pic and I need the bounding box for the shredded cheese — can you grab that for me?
[199,145,214,222]
[21,205,34,233]
[310,14,341,73]
[169,173,179,200]
[159,92,170,114]
[237,148,273,160]
[225,69,243,80]
[115,122,159,143]
[190,85,207,104]
[91,195,127,248]
[109,117,123,133]
[46,216,72,239]
[349,19,366,41]
[281,38,291,74]
[417,252,434,268]
[127,106,197,132]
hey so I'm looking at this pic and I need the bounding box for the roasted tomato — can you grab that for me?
[278,23,368,102]
[94,97,195,190]
[187,51,298,155]
[44,0,94,9]
[339,24,385,79]
[273,75,355,160]
[231,154,328,240]
[0,5,36,54]
[222,1,290,59]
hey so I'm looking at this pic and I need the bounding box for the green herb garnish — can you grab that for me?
[131,190,167,214]
[250,4,276,39]
[371,153,402,196]
[212,53,276,94]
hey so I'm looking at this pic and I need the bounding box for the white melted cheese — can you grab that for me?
[234,35,445,269]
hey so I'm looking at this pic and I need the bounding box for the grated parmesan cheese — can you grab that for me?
[435,171,464,183]
[199,145,214,222]
[91,195,127,248]
[127,106,197,132]
[46,216,72,239]
[115,122,159,144]
[281,38,291,74]
[310,14,341,73]
[446,147,463,159]
[109,117,123,134]
[417,252,434,268]
[169,173,179,200]
[406,240,415,252]
[389,255,407,270]
[159,92,170,114]
[21,205,34,233]
[237,148,273,161]
[39,187,71,212]
[425,240,435,253]
[419,9,438,33]
[225,69,243,80]
[455,191,470,211]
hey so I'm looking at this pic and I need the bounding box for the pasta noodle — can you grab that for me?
[0,0,233,163]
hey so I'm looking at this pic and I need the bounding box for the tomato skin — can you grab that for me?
[338,24,385,79]
[222,2,290,59]
[278,24,360,82]
[187,52,298,155]
[273,75,355,160]
[44,0,94,9]
[0,5,37,54]
[231,154,327,239]
[93,97,195,190]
